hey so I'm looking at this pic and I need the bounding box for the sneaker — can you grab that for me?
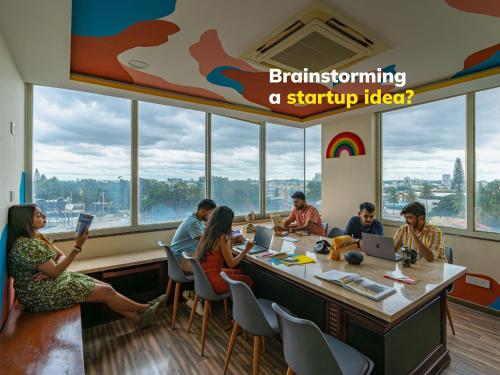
[186,298,203,316]
[182,290,195,301]
[138,304,159,329]
[147,294,167,308]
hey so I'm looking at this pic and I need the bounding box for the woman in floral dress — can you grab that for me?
[7,204,162,327]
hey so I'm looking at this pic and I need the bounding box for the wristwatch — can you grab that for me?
[73,245,82,253]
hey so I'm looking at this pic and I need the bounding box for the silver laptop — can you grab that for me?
[234,226,273,254]
[362,233,401,261]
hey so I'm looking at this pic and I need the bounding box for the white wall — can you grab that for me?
[55,229,176,259]
[0,32,25,320]
[0,32,25,236]
[321,113,500,282]
[321,113,376,229]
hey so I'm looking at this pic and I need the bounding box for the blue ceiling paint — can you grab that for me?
[71,0,177,37]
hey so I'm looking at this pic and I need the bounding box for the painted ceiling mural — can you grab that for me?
[70,0,500,120]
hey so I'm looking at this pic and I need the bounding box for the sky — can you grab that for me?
[33,85,499,184]
[33,86,321,182]
[382,86,500,181]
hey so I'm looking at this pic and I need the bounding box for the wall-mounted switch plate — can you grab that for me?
[10,190,15,202]
[10,121,16,135]
[466,275,491,289]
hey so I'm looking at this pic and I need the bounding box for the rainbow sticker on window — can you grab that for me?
[326,132,366,158]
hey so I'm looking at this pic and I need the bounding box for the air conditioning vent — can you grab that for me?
[326,18,374,48]
[241,2,390,72]
[256,21,305,54]
[271,29,358,72]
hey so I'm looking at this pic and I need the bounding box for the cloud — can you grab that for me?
[33,86,322,181]
[382,95,467,152]
[383,88,500,181]
[34,86,131,147]
[306,125,321,179]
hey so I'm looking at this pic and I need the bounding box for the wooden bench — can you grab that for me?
[68,248,167,274]
[0,302,84,375]
[0,249,168,372]
[69,248,168,328]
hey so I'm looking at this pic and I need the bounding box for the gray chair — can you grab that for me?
[157,241,194,329]
[182,252,230,356]
[328,227,345,238]
[322,222,329,236]
[444,246,456,335]
[221,271,283,375]
[272,303,374,375]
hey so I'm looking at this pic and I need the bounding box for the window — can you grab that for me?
[31,85,323,235]
[266,123,305,212]
[381,96,467,229]
[33,86,131,233]
[305,125,322,211]
[475,87,500,234]
[138,102,205,224]
[211,115,260,215]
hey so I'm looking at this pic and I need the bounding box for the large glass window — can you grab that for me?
[381,96,467,229]
[211,115,260,215]
[266,124,304,212]
[305,125,322,211]
[475,87,500,234]
[33,86,131,233]
[32,85,324,234]
[138,102,205,224]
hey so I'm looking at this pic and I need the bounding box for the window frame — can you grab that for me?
[25,84,321,240]
[377,87,500,242]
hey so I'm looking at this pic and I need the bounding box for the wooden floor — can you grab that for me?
[83,301,500,375]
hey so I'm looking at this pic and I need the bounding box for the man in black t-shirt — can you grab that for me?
[344,202,384,240]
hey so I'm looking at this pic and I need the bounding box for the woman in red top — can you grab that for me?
[195,206,253,294]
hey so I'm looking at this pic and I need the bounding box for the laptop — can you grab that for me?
[234,226,273,254]
[362,233,402,261]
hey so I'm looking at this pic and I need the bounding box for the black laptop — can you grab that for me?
[234,226,273,254]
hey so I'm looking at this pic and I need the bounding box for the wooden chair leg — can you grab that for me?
[223,321,239,375]
[445,298,456,335]
[224,298,229,320]
[261,336,266,353]
[253,336,261,375]
[172,282,181,329]
[165,278,173,301]
[201,300,210,356]
[286,368,293,375]
[187,294,199,333]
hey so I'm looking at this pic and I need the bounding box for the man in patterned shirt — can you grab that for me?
[393,202,446,262]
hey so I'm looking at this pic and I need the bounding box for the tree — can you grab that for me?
[384,186,399,213]
[451,157,464,193]
[306,173,321,204]
[420,181,434,212]
[405,186,416,203]
[432,193,464,217]
[477,180,500,229]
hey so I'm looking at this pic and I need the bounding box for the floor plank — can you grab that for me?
[84,301,500,375]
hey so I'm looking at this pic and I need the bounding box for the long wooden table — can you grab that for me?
[237,228,466,375]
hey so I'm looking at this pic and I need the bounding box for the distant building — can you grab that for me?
[442,174,451,188]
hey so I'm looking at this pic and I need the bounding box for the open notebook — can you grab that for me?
[315,270,396,301]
